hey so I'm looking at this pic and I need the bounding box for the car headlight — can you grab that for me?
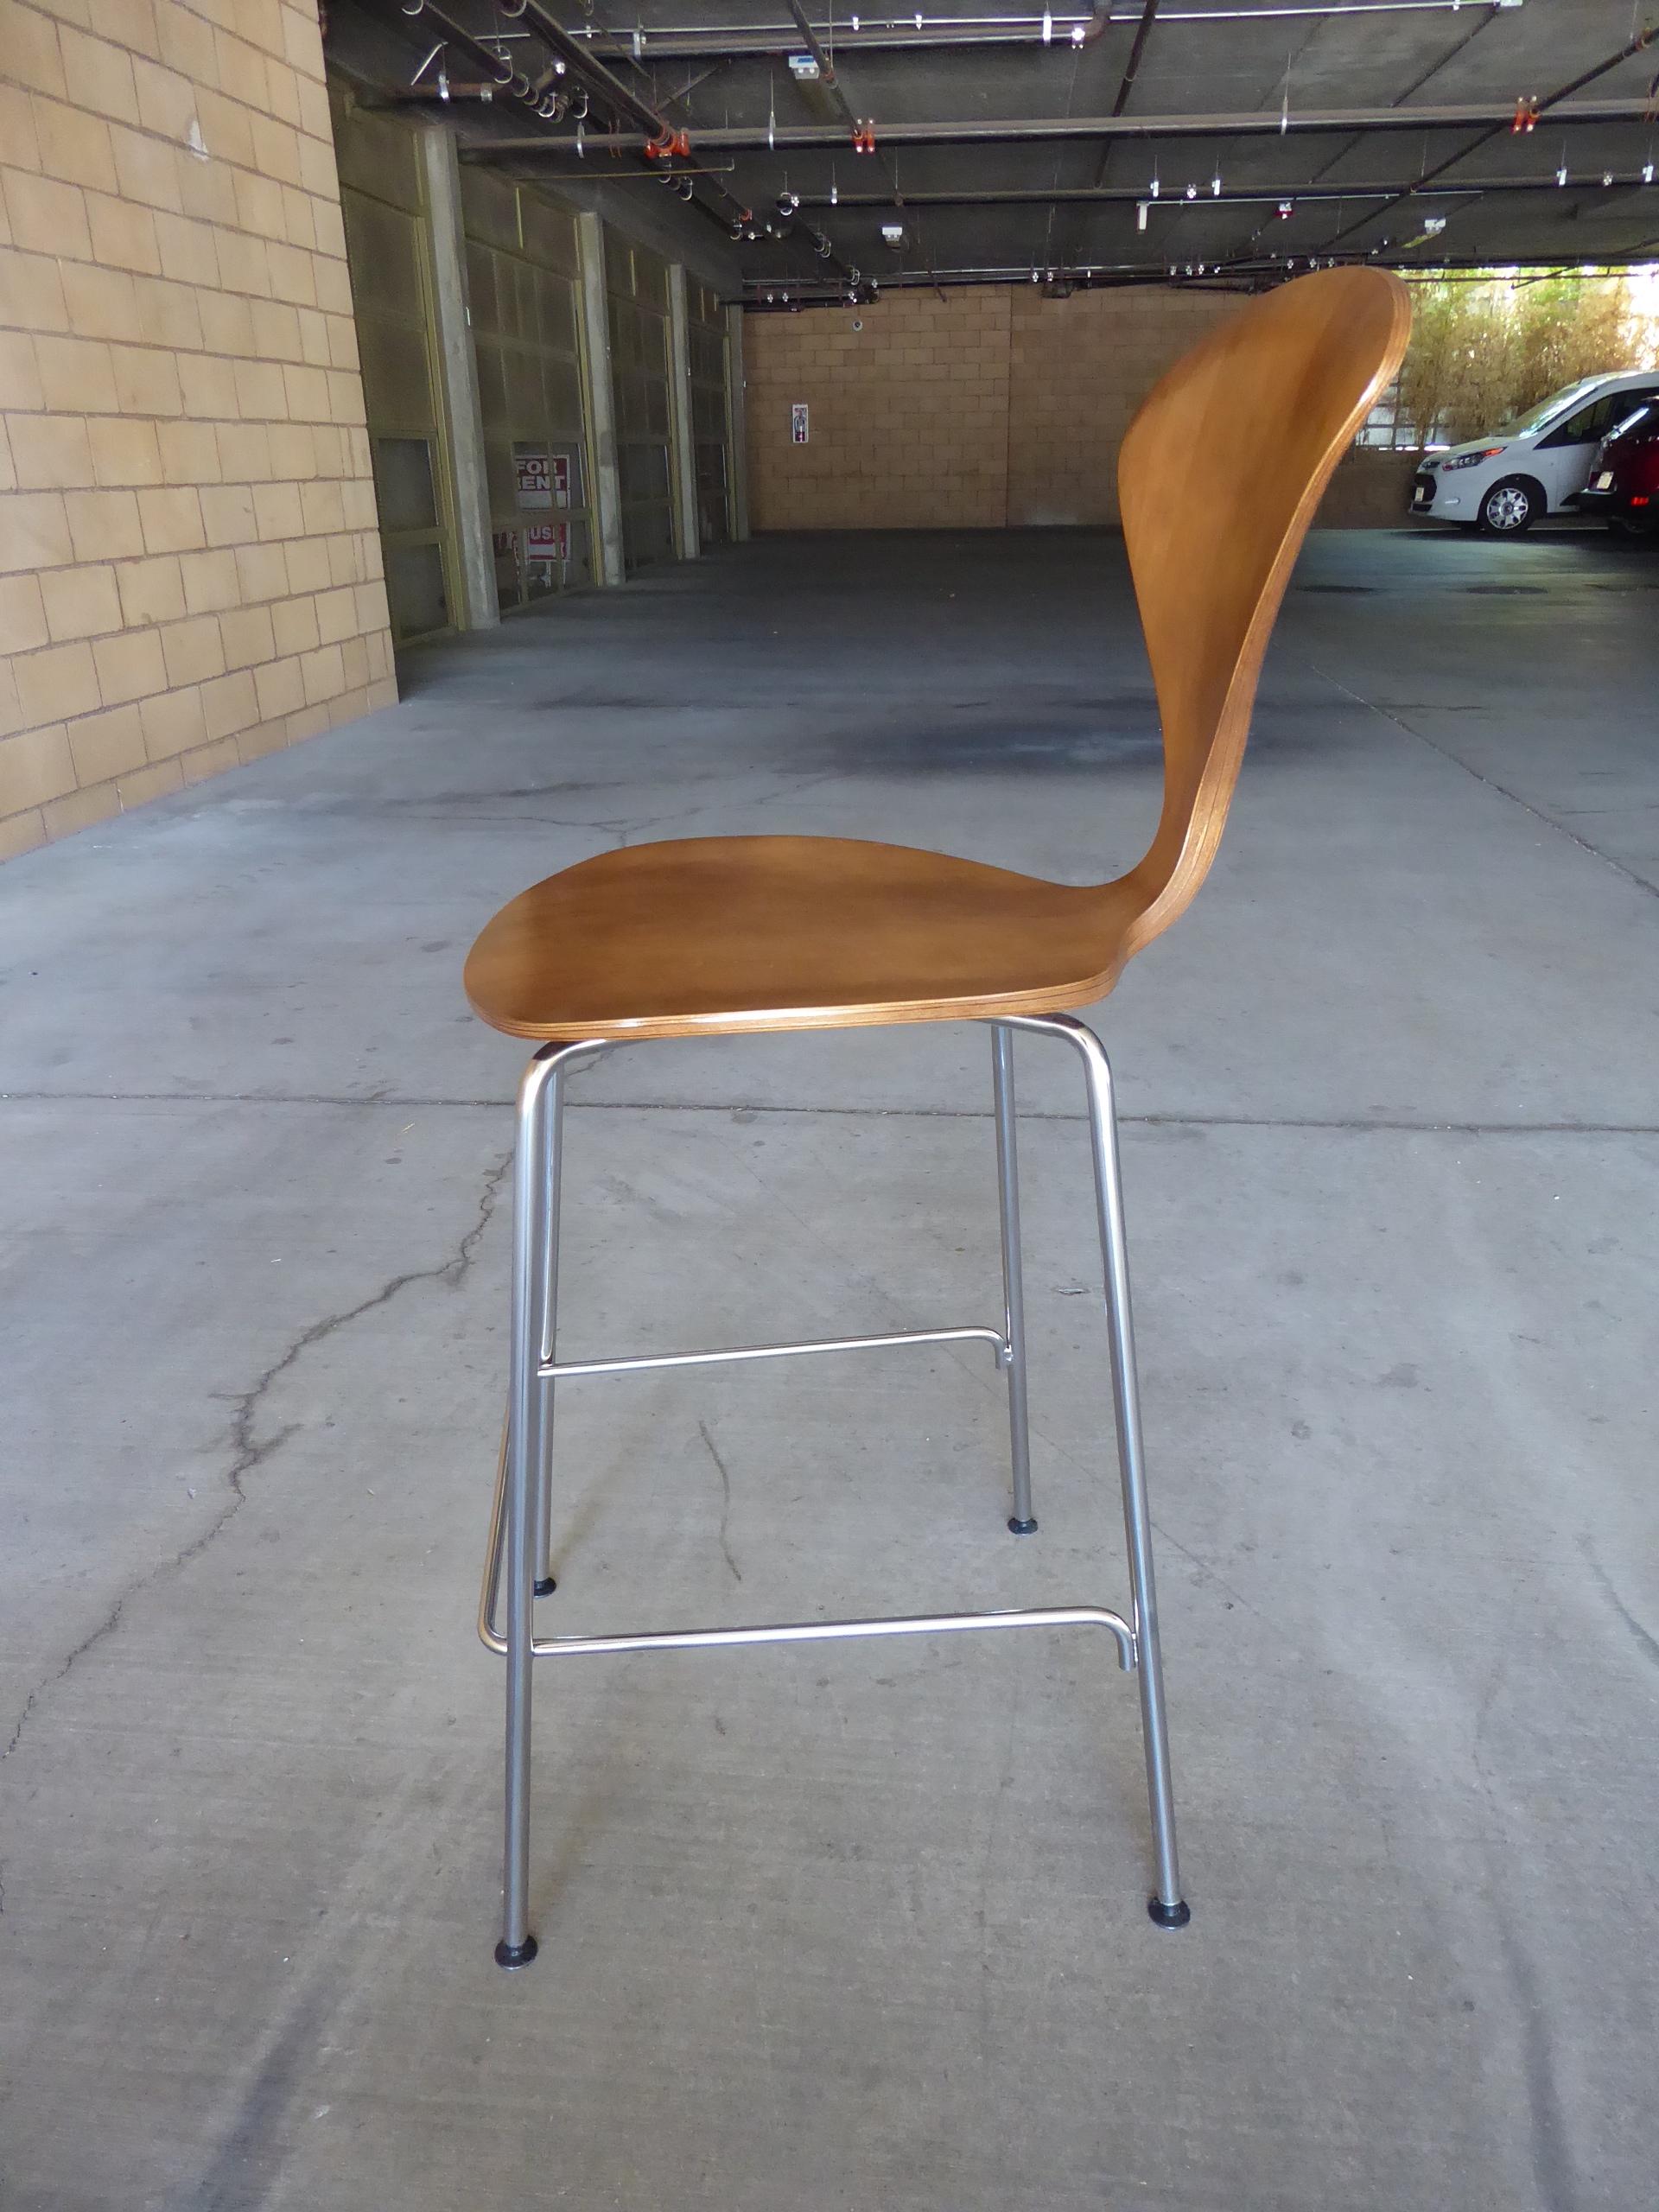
[1441,447,1506,471]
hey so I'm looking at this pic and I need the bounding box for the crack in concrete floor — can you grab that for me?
[0,1150,511,1774]
[4,1092,1658,1134]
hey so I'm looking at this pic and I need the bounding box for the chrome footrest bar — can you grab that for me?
[481,1603,1138,1669]
[537,1322,1007,1382]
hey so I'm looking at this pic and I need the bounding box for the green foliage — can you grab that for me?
[1396,269,1656,445]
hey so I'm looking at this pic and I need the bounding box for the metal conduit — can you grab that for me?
[792,173,1656,207]
[1313,21,1657,254]
[566,0,1514,60]
[741,248,1659,306]
[513,0,819,257]
[384,0,864,278]
[472,98,1656,156]
[387,0,743,236]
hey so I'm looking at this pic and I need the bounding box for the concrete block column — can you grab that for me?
[576,212,627,588]
[725,303,750,543]
[666,264,701,562]
[415,123,498,631]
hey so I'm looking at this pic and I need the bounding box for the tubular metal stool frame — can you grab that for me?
[478,1009,1189,1968]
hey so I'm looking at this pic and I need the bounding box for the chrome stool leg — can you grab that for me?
[1004,1014,1189,1926]
[498,1039,603,1969]
[1080,1031,1189,1926]
[991,1025,1036,1535]
[532,1053,568,1599]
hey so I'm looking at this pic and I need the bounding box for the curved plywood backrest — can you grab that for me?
[1115,266,1411,957]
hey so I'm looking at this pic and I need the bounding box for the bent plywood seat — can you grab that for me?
[466,267,1412,1044]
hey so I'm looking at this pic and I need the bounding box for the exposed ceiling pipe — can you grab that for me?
[570,2,1517,60]
[1313,22,1658,253]
[1077,0,1159,261]
[372,0,857,279]
[510,0,686,137]
[1220,0,1499,269]
[795,173,1656,207]
[780,0,949,298]
[474,96,1657,156]
[741,246,1655,308]
[1110,0,1160,117]
[374,0,750,220]
[373,0,544,101]
[784,0,836,84]
[519,0,871,283]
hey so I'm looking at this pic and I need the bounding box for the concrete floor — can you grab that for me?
[2,525,1656,2210]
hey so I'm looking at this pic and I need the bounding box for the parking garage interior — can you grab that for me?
[3,3,1658,2207]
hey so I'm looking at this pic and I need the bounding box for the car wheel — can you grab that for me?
[1478,478,1540,535]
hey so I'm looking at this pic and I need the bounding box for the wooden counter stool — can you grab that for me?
[467,267,1411,1967]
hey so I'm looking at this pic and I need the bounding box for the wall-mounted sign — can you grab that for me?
[526,521,568,565]
[791,403,809,444]
[516,450,571,509]
[516,448,552,508]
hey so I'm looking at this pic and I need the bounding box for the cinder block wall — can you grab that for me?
[1007,287,1230,524]
[0,0,395,861]
[745,289,1013,529]
[746,284,1404,530]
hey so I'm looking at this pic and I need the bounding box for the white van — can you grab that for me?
[1408,371,1659,534]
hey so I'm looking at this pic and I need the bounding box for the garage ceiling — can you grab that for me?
[330,0,1659,301]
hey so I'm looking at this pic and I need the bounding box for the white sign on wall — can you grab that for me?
[791,403,809,444]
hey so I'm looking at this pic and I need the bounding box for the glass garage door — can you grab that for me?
[462,171,596,609]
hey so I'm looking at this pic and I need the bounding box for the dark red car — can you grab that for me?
[1574,397,1659,535]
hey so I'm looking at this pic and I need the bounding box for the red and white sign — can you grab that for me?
[526,521,568,564]
[516,450,551,508]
